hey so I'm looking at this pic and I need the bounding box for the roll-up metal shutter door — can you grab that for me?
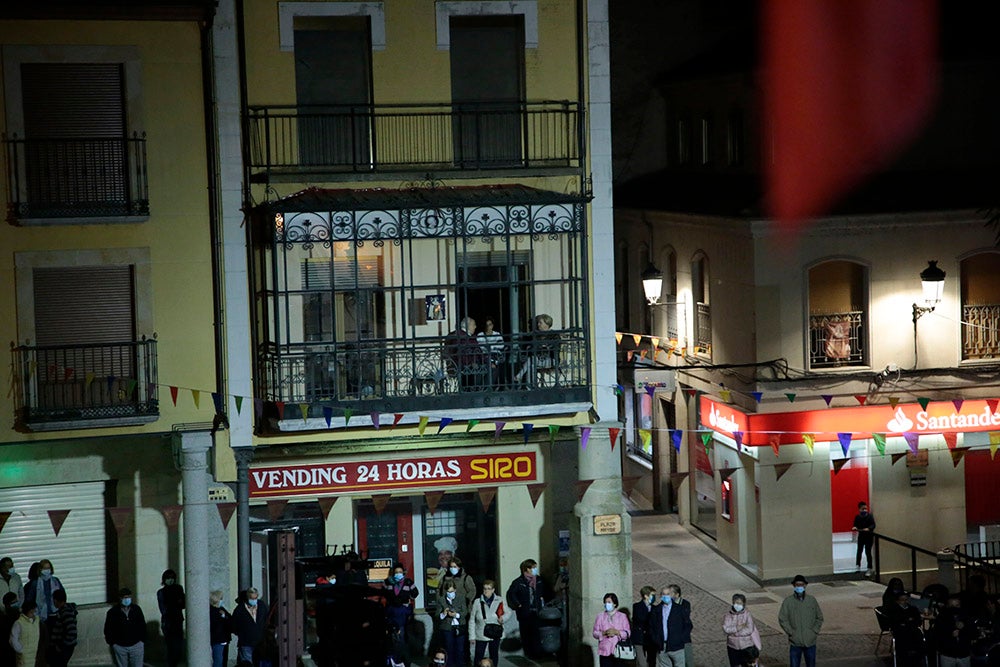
[0,481,110,604]
[21,63,125,138]
[33,265,135,346]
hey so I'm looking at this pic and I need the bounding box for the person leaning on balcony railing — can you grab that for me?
[515,314,559,387]
[444,317,486,390]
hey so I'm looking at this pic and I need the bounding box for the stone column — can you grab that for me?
[177,429,213,667]
[233,447,254,591]
[569,421,631,664]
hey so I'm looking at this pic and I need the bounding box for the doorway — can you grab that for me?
[831,460,869,573]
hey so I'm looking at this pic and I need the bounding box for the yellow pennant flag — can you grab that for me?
[719,389,732,402]
[639,428,652,450]
[418,416,429,436]
[192,389,201,409]
[85,371,96,388]
[632,334,642,347]
[990,432,1000,459]
[626,351,633,362]
[299,403,309,422]
[650,337,660,349]
[615,332,623,345]
[888,396,900,409]
[802,433,815,454]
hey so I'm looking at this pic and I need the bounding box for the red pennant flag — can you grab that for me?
[267,499,289,521]
[170,386,179,406]
[161,505,183,529]
[478,487,498,513]
[683,388,698,397]
[275,401,286,420]
[575,479,595,503]
[943,432,958,450]
[217,503,236,529]
[608,427,620,451]
[48,510,71,536]
[988,399,999,414]
[855,395,867,406]
[526,483,547,508]
[0,511,10,535]
[762,0,937,224]
[775,463,794,481]
[372,494,392,515]
[317,496,337,521]
[621,476,641,497]
[769,434,781,457]
[107,507,133,534]
[425,491,444,515]
[392,413,404,428]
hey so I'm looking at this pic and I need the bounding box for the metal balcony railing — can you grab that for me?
[258,331,590,416]
[809,310,866,368]
[11,338,158,428]
[694,302,712,356]
[247,101,582,177]
[962,303,1000,360]
[4,133,149,221]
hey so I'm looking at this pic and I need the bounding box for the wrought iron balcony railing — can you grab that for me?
[4,133,149,221]
[247,101,582,178]
[963,303,1000,360]
[258,331,591,418]
[809,310,867,368]
[694,302,712,357]
[11,338,158,430]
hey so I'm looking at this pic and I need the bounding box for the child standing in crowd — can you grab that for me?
[47,589,78,667]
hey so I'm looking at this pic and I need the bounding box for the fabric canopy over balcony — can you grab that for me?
[252,184,589,245]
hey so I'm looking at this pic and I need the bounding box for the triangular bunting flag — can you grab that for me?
[639,350,648,360]
[891,452,907,465]
[821,395,833,407]
[609,427,620,451]
[107,507,133,534]
[217,503,237,530]
[393,413,404,428]
[917,397,930,411]
[83,371,94,388]
[494,422,506,441]
[669,472,690,490]
[192,389,201,409]
[626,351,633,362]
[684,388,698,397]
[425,491,444,515]
[548,424,560,445]
[950,449,966,468]
[838,432,853,456]
[615,332,623,345]
[267,499,289,521]
[988,399,999,414]
[769,433,781,457]
[48,509,71,536]
[622,476,641,497]
[953,399,964,413]
[632,334,642,347]
[323,406,333,428]
[317,496,337,521]
[522,423,534,444]
[478,487,498,513]
[943,432,957,450]
[370,412,381,430]
[275,401,285,420]
[872,433,887,456]
[437,417,453,434]
[775,462,794,481]
[733,431,744,448]
[888,396,900,409]
[802,433,815,454]
[161,505,183,529]
[751,392,763,403]
[831,458,849,474]
[719,389,732,402]
[126,379,137,395]
[903,432,920,454]
[718,467,737,480]
[299,403,310,422]
[785,393,796,403]
[671,429,683,451]
[855,395,867,406]
[170,386,179,406]
[0,512,10,535]
[701,432,712,449]
[575,479,595,503]
[344,408,353,426]
[580,427,591,450]
[639,428,652,451]
[644,383,654,397]
[526,483,547,508]
[212,392,224,413]
[466,419,480,433]
[418,416,429,436]
[234,395,244,415]
[372,494,392,515]
[254,398,264,418]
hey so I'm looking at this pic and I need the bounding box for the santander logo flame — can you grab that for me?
[886,408,914,433]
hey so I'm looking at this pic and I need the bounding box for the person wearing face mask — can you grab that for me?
[10,599,40,667]
[723,593,761,667]
[209,590,232,667]
[436,581,469,667]
[430,647,449,666]
[157,568,186,667]
[666,585,694,666]
[0,557,24,606]
[23,558,64,624]
[384,563,419,667]
[104,587,147,667]
[505,558,550,658]
[593,593,631,666]
[232,587,269,666]
[647,585,692,666]
[851,501,876,576]
[439,557,477,610]
[778,575,823,667]
[471,580,505,666]
[632,586,657,667]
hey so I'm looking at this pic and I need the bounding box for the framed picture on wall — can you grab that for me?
[425,294,446,321]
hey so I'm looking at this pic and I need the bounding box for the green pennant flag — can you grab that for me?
[466,419,480,433]
[872,433,887,456]
[548,424,560,445]
[917,397,930,411]
[700,432,712,449]
[343,408,353,426]
[234,395,243,414]
[785,393,796,403]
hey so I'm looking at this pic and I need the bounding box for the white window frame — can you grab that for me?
[435,1,539,50]
[278,2,386,51]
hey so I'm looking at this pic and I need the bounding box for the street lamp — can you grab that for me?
[641,262,664,305]
[912,260,946,323]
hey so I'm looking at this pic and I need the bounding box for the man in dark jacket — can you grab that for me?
[104,587,147,667]
[935,596,974,666]
[48,589,77,667]
[647,586,692,666]
[232,587,269,666]
[852,501,876,575]
[505,559,549,658]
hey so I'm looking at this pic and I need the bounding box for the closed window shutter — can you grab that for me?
[0,481,110,605]
[21,63,125,138]
[34,265,135,346]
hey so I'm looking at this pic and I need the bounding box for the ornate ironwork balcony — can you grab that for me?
[809,311,867,368]
[11,338,158,431]
[963,303,1000,360]
[258,331,591,419]
[694,302,712,357]
[247,101,582,180]
[4,133,149,222]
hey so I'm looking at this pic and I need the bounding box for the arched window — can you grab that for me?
[692,252,711,358]
[960,251,1000,361]
[807,259,868,368]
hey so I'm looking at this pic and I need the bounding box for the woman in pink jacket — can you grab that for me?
[723,593,762,666]
[592,592,631,666]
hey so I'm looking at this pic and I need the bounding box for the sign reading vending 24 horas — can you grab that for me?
[250,452,537,498]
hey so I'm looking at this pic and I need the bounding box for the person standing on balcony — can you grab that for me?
[476,316,506,386]
[444,317,484,390]
[515,314,559,387]
[851,501,876,576]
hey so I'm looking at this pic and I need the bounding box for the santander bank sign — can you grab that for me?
[886,405,1000,433]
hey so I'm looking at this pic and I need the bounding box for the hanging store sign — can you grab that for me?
[250,451,537,498]
[700,395,1000,446]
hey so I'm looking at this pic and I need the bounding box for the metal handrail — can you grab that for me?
[952,539,1000,596]
[873,532,939,591]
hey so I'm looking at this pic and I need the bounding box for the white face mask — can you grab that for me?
[446,591,456,600]
[604,602,615,612]
[733,604,744,612]
[449,567,459,576]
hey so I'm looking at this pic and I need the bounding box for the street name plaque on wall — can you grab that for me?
[593,514,622,535]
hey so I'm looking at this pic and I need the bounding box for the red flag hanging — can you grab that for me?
[161,505,183,529]
[267,499,289,521]
[48,510,71,536]
[372,494,392,515]
[526,483,547,508]
[317,496,337,521]
[107,507,133,534]
[608,427,620,451]
[478,487,498,513]
[762,0,938,225]
[575,480,595,503]
[170,386,179,406]
[217,503,237,530]
[0,511,10,535]
[769,434,781,457]
[943,432,958,450]
[425,491,445,515]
